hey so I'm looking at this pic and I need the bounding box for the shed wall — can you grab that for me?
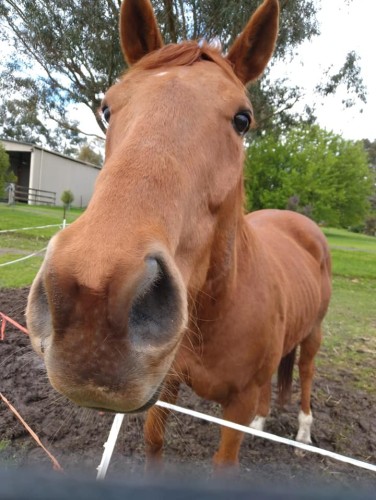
[30,149,99,207]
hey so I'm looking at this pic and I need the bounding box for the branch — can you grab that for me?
[257,94,301,130]
[0,392,63,472]
[164,0,177,43]
[106,0,121,17]
[177,0,187,40]
[45,109,105,141]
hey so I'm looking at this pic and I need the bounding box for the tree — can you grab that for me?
[0,0,366,153]
[362,138,376,167]
[361,138,376,235]
[0,0,121,153]
[362,139,376,213]
[245,125,373,228]
[0,142,16,197]
[0,94,83,157]
[77,143,103,167]
[61,189,74,221]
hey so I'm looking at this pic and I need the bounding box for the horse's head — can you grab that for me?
[26,0,279,413]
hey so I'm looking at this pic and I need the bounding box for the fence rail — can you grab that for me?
[14,185,56,206]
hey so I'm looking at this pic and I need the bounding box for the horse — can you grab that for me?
[26,0,332,467]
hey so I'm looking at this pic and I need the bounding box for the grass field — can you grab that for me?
[0,203,83,288]
[1,204,375,390]
[320,227,376,391]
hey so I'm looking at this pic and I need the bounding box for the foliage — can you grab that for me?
[77,143,103,166]
[245,124,373,228]
[315,51,367,109]
[152,0,319,55]
[364,216,376,236]
[362,138,376,166]
[0,0,121,153]
[0,142,15,196]
[362,138,376,216]
[0,0,365,152]
[61,190,74,207]
[0,93,84,157]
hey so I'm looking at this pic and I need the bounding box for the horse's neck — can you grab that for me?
[197,192,256,312]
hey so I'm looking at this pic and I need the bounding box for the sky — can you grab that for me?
[3,0,375,143]
[75,0,376,143]
[269,0,376,141]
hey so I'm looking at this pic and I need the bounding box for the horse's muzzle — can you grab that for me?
[26,236,187,413]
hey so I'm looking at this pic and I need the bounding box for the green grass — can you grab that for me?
[0,440,10,452]
[0,203,83,288]
[0,203,82,230]
[0,253,44,288]
[319,227,376,392]
[323,227,376,252]
[330,248,376,280]
[1,229,61,252]
[0,205,375,391]
[323,226,376,282]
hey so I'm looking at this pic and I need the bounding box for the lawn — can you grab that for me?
[1,205,375,391]
[323,227,376,252]
[0,203,82,230]
[0,203,83,288]
[318,228,376,392]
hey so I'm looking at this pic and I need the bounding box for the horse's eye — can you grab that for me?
[233,111,252,136]
[102,106,111,123]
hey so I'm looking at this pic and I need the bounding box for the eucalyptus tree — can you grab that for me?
[0,0,365,153]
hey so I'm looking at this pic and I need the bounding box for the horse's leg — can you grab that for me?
[296,324,322,444]
[213,384,260,467]
[144,380,180,469]
[249,381,271,432]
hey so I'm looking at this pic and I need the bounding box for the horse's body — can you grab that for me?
[26,0,331,466]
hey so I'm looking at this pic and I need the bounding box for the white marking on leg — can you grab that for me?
[249,415,266,432]
[296,410,313,444]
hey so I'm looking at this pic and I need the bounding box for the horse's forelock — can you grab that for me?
[127,41,241,87]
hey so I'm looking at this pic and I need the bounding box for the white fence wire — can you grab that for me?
[2,219,375,479]
[96,402,376,480]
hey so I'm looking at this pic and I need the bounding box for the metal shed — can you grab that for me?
[1,139,101,207]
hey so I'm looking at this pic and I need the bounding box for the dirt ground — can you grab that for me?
[1,287,375,492]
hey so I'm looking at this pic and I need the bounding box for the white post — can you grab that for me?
[96,413,124,480]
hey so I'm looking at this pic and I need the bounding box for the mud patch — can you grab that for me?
[1,287,375,490]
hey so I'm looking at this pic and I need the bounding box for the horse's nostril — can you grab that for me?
[128,256,181,345]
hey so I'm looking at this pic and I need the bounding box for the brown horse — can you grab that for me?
[26,0,331,467]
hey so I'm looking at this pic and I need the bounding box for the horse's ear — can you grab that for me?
[226,0,279,84]
[119,0,163,66]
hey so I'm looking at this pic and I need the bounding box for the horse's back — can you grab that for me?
[245,209,332,344]
[246,209,330,268]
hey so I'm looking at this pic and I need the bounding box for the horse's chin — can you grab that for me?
[89,385,162,414]
[45,363,167,414]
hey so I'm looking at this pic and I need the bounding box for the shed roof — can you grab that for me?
[1,138,102,170]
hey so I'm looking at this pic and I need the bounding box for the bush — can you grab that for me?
[0,142,16,198]
[245,125,373,228]
[364,216,376,236]
[61,190,74,207]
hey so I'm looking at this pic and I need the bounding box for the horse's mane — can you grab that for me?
[129,41,242,87]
